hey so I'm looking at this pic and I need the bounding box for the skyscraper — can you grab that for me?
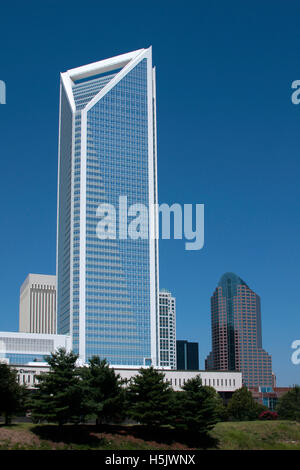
[206,272,272,388]
[57,48,159,366]
[176,340,199,370]
[19,274,56,334]
[158,289,176,369]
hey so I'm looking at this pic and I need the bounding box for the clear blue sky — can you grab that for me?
[0,1,299,386]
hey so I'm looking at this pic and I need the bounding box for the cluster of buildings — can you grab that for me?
[0,47,283,408]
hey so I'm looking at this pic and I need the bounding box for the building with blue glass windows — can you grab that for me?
[0,331,71,365]
[57,48,159,366]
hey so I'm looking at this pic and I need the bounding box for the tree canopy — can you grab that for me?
[227,386,265,421]
[80,356,125,425]
[29,348,86,426]
[277,385,300,421]
[0,362,25,425]
[126,366,173,428]
[173,376,221,434]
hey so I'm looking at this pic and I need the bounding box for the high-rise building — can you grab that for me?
[57,48,159,366]
[158,289,176,369]
[206,272,273,388]
[19,274,56,334]
[176,340,199,370]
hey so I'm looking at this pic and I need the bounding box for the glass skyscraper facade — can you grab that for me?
[206,272,272,388]
[176,340,199,371]
[57,48,159,366]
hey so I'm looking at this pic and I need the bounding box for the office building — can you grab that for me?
[158,289,176,369]
[250,386,293,411]
[206,272,273,388]
[0,331,70,365]
[13,362,242,396]
[57,48,159,365]
[19,274,56,334]
[176,340,199,370]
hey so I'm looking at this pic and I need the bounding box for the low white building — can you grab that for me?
[116,368,242,393]
[0,331,71,365]
[12,363,242,394]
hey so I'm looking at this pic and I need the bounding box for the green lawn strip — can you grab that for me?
[210,420,300,450]
[0,421,300,450]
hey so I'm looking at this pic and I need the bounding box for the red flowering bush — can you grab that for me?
[259,410,278,420]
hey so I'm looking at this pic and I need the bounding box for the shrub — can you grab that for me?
[259,410,278,420]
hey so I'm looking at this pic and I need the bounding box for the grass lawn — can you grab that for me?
[211,420,300,450]
[0,420,299,450]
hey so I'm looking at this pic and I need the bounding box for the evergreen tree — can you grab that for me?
[203,385,228,422]
[0,363,25,425]
[80,356,125,425]
[277,385,300,421]
[29,348,86,426]
[126,367,173,428]
[227,386,265,421]
[173,376,220,435]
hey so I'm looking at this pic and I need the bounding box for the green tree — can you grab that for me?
[126,367,173,428]
[173,376,220,435]
[276,385,300,421]
[0,363,25,425]
[206,386,228,422]
[80,356,125,425]
[227,386,265,421]
[29,348,86,426]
